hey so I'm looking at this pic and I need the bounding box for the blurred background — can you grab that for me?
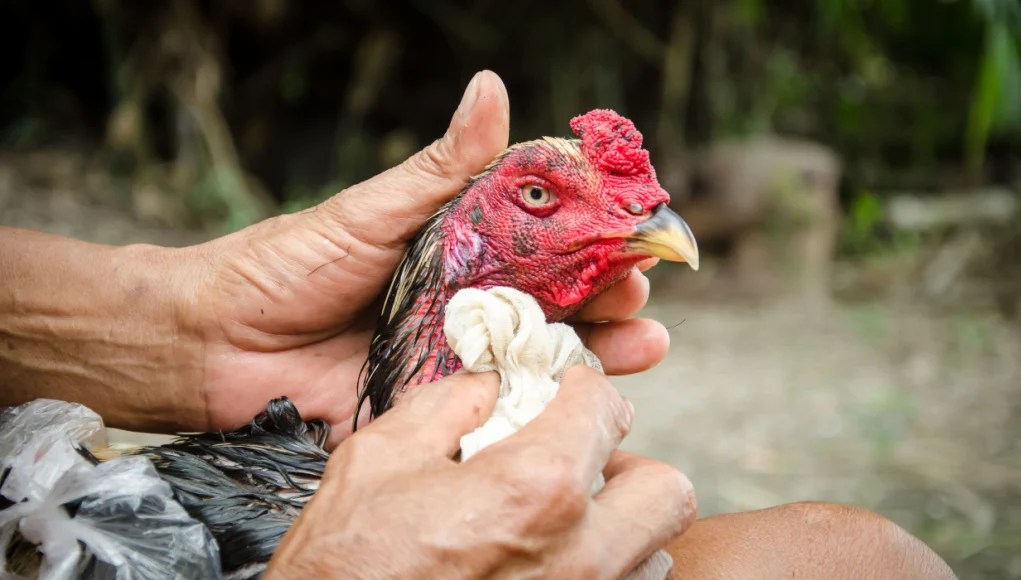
[1,0,1018,577]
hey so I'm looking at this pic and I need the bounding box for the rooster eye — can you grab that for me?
[521,185,554,206]
[627,202,644,215]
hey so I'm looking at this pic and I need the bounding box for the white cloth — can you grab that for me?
[443,287,602,461]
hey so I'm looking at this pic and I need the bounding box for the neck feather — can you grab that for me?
[355,198,462,423]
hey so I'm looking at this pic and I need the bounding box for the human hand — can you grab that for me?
[173,71,670,443]
[265,366,695,578]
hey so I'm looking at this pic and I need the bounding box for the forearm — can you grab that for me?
[0,227,205,431]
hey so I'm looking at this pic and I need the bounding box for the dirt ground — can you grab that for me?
[624,269,1021,579]
[2,153,1019,578]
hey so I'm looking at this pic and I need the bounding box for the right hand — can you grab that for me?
[265,366,697,578]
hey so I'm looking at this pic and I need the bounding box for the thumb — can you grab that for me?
[319,70,510,249]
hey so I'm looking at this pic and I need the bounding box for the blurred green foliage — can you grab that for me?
[842,188,920,258]
[844,189,886,255]
[967,10,1021,172]
[0,0,1018,229]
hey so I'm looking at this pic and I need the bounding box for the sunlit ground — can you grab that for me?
[620,269,1021,579]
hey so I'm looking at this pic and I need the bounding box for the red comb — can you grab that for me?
[569,109,652,177]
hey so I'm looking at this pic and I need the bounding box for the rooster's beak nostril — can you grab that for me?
[625,204,700,270]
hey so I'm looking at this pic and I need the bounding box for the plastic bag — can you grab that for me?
[0,399,106,459]
[0,399,222,579]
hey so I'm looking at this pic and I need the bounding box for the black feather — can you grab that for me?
[133,397,330,579]
[354,196,458,423]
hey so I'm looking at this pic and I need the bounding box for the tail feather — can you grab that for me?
[109,397,330,578]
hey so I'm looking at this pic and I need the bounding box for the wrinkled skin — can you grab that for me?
[268,368,695,579]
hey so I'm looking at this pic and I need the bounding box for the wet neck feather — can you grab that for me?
[355,203,463,422]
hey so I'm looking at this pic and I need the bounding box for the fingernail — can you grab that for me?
[456,72,483,118]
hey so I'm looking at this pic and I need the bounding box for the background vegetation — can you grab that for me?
[3,0,1018,226]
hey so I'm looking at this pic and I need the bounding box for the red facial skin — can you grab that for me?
[441,110,669,321]
[441,153,659,320]
[392,110,671,389]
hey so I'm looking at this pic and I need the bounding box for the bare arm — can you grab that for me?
[666,502,957,579]
[0,227,204,431]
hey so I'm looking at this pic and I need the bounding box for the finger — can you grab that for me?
[320,70,510,248]
[572,268,649,322]
[637,258,660,272]
[591,451,697,577]
[623,550,674,580]
[360,371,500,465]
[479,366,632,489]
[574,318,669,375]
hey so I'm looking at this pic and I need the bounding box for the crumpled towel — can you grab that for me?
[443,287,602,462]
[443,287,673,580]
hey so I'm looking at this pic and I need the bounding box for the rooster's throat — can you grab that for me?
[356,200,463,423]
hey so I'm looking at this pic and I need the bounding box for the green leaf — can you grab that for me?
[964,21,1015,172]
[994,29,1021,129]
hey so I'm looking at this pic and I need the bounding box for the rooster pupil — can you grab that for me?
[520,185,555,209]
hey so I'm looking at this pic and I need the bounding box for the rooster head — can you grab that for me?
[441,109,698,319]
[358,109,699,420]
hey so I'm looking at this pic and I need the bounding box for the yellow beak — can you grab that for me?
[626,204,700,271]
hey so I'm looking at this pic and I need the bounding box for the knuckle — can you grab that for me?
[408,138,454,181]
[500,449,589,531]
[591,377,633,437]
[609,395,633,439]
[646,462,698,532]
[540,472,589,519]
[565,367,626,407]
[653,462,693,498]
[562,367,632,439]
[541,464,588,514]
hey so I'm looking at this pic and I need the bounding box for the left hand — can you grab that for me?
[172,71,669,445]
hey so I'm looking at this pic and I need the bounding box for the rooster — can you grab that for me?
[5,109,698,579]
